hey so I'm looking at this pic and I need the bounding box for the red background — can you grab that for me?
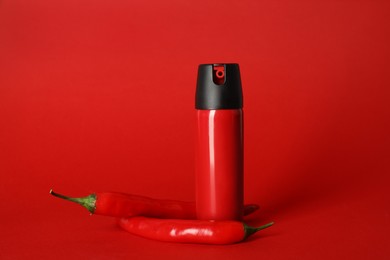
[1,0,389,259]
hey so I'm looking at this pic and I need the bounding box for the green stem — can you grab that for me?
[244,222,274,240]
[50,189,96,214]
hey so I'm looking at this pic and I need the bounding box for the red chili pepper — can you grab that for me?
[118,217,273,244]
[50,190,259,219]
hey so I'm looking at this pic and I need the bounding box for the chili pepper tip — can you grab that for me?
[243,204,260,216]
[243,221,274,240]
[50,189,96,214]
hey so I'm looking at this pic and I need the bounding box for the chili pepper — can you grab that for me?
[50,189,259,219]
[118,217,273,244]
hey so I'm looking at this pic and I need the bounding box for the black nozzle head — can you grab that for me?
[195,63,243,110]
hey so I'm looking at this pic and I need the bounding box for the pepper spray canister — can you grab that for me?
[195,63,244,221]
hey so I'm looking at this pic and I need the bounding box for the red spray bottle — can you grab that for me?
[195,63,244,221]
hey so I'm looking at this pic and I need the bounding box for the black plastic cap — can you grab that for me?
[195,63,243,110]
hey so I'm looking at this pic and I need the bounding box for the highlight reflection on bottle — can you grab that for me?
[195,64,244,221]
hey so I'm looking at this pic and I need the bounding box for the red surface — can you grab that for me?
[196,110,243,221]
[0,0,389,259]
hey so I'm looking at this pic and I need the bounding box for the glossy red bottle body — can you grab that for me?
[196,109,243,221]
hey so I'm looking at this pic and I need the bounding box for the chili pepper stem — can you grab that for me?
[49,189,96,214]
[243,222,274,240]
